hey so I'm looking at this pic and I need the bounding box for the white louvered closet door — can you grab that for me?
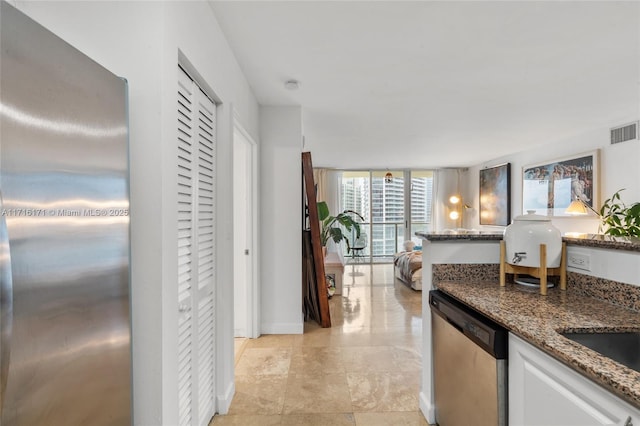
[177,65,217,426]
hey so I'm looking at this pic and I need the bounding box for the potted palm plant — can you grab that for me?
[317,201,364,255]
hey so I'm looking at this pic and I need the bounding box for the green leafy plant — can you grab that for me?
[599,189,640,237]
[317,201,364,252]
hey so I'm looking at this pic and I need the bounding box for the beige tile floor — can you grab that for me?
[212,264,430,426]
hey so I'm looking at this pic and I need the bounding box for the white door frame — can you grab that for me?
[232,108,259,339]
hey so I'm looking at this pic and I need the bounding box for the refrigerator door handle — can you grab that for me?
[0,190,14,412]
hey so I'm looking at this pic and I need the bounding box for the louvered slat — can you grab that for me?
[197,295,215,421]
[197,94,215,294]
[194,89,216,424]
[177,65,217,426]
[177,66,195,426]
[178,310,192,426]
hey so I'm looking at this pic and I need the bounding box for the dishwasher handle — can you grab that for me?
[429,290,507,359]
[443,315,464,334]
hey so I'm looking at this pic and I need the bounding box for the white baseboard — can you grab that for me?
[260,322,303,334]
[419,391,436,425]
[216,381,235,415]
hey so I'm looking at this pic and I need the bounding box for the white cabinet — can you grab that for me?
[509,333,639,426]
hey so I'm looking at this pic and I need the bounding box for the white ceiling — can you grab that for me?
[210,1,640,169]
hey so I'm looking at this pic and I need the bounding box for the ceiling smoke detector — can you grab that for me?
[284,79,300,90]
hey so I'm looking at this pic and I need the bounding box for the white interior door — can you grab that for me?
[177,64,216,426]
[233,131,249,337]
[233,125,256,338]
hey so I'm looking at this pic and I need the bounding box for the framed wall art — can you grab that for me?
[479,163,511,226]
[522,150,599,216]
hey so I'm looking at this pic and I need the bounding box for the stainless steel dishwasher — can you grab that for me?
[429,290,508,426]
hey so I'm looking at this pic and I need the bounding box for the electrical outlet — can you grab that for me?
[568,252,591,271]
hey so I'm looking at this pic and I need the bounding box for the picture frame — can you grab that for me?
[522,150,599,217]
[479,163,511,226]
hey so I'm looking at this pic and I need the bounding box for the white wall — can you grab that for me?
[433,169,465,231]
[259,106,304,334]
[464,125,640,235]
[567,245,640,286]
[13,1,260,423]
[462,124,640,287]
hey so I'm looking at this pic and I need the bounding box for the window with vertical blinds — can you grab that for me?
[177,64,216,426]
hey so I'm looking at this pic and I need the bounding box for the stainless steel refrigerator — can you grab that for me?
[0,2,131,424]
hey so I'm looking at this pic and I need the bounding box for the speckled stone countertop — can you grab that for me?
[416,232,503,241]
[417,232,640,252]
[436,280,640,409]
[563,233,640,252]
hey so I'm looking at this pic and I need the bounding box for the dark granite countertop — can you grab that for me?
[417,232,640,252]
[415,232,503,241]
[563,233,640,252]
[436,281,640,409]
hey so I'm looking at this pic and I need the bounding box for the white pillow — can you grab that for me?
[403,240,415,252]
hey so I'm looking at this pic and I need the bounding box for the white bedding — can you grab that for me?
[393,251,422,291]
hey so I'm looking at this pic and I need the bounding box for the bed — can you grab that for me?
[393,250,423,291]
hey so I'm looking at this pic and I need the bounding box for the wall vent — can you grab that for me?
[610,121,638,145]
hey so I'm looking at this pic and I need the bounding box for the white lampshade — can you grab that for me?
[565,200,589,215]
